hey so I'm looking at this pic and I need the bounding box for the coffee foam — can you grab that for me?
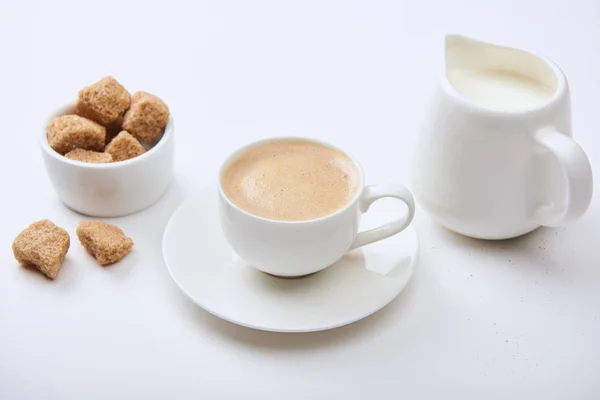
[222,140,361,221]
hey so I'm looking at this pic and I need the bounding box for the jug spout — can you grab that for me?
[444,34,561,111]
[445,34,502,71]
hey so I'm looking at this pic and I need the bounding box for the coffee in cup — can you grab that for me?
[221,139,361,221]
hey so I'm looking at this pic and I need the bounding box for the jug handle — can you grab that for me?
[533,128,593,226]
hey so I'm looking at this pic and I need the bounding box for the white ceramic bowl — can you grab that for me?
[41,104,175,217]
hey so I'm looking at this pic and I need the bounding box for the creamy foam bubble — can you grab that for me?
[222,139,361,221]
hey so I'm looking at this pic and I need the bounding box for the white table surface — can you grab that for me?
[2,0,599,398]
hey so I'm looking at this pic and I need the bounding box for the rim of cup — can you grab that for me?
[40,102,174,169]
[217,136,366,225]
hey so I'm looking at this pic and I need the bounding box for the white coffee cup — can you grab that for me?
[217,137,416,277]
[411,35,593,240]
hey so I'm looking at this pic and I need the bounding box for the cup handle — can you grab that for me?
[533,128,593,226]
[350,184,416,250]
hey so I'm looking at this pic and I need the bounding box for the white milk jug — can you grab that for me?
[411,35,593,239]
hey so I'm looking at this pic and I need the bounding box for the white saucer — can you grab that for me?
[162,185,419,332]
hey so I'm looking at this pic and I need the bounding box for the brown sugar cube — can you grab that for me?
[122,91,169,144]
[65,148,113,163]
[105,131,146,162]
[76,76,131,125]
[76,221,133,265]
[46,115,106,155]
[12,220,70,280]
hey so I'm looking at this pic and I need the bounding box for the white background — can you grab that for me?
[1,0,599,398]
